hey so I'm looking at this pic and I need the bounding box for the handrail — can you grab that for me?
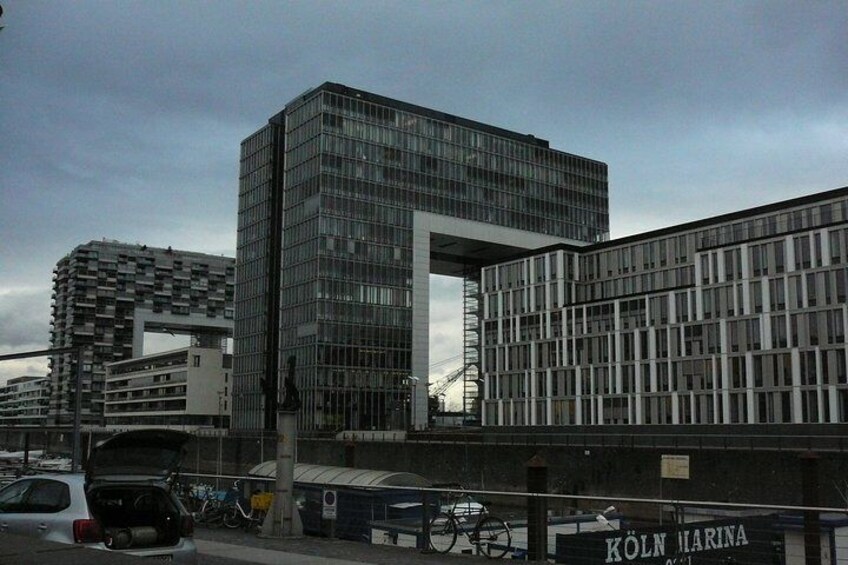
[176,471,848,515]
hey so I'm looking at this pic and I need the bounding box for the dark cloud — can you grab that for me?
[0,289,52,381]
[1,1,846,379]
[0,290,51,350]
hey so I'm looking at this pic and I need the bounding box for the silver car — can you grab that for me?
[0,429,197,563]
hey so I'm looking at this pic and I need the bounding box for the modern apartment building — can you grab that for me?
[0,376,49,426]
[50,240,235,426]
[480,187,848,426]
[235,82,609,431]
[104,344,232,430]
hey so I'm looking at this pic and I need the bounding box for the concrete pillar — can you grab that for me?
[261,411,303,538]
[800,451,821,565]
[526,454,548,561]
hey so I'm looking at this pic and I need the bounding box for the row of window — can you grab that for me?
[318,91,607,181]
[484,387,848,425]
[482,201,848,296]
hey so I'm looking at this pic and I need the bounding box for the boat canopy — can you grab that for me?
[247,462,430,488]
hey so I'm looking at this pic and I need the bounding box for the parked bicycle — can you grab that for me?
[427,485,511,559]
[193,486,234,528]
[223,487,273,532]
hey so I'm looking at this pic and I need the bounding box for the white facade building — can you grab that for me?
[104,345,232,431]
[0,376,50,426]
[480,187,848,426]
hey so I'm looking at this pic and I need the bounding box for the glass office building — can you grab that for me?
[234,82,609,431]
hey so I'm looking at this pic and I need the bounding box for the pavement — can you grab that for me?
[0,524,494,565]
[193,526,493,564]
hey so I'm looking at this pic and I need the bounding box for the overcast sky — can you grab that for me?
[1,1,846,398]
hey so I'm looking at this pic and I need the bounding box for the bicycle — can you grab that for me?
[193,486,233,528]
[427,486,511,559]
[223,489,273,531]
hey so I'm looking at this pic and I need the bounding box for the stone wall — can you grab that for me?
[3,428,846,507]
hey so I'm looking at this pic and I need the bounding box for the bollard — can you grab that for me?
[420,490,432,552]
[23,432,30,467]
[526,454,548,561]
[345,441,356,468]
[800,451,821,565]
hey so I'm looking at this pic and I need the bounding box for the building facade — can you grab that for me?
[0,376,50,426]
[50,240,235,426]
[234,82,609,431]
[480,187,848,426]
[104,344,232,430]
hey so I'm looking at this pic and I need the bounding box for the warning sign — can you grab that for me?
[322,489,337,520]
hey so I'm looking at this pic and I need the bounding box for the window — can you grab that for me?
[0,480,34,512]
[774,241,785,273]
[193,355,201,367]
[25,480,71,513]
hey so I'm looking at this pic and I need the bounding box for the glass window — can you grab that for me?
[26,480,71,513]
[0,480,34,513]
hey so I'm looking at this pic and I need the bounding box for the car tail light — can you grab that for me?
[73,518,104,544]
[180,514,194,537]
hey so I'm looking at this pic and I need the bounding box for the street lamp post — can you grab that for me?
[407,376,420,431]
[217,390,224,429]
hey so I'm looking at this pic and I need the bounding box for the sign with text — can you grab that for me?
[556,516,777,565]
[661,454,690,479]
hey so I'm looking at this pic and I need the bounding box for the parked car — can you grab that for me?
[0,429,197,564]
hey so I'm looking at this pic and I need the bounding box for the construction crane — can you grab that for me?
[429,364,472,398]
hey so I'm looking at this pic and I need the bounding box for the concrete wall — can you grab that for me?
[3,428,847,507]
[298,439,848,507]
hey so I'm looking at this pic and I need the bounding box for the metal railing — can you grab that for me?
[178,471,848,563]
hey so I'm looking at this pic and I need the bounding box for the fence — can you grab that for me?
[178,470,848,564]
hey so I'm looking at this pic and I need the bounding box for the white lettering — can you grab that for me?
[624,531,640,561]
[736,524,748,546]
[640,534,652,558]
[605,536,622,563]
[602,521,749,563]
[690,529,703,552]
[723,525,735,546]
[704,527,717,550]
[653,533,667,557]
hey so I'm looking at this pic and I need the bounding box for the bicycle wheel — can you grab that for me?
[476,516,511,559]
[428,512,457,553]
[249,510,267,532]
[222,506,243,529]
[181,494,201,514]
[204,503,225,528]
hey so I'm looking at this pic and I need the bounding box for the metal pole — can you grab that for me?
[71,347,83,473]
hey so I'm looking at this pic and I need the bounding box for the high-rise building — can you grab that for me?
[0,376,49,426]
[50,240,235,426]
[234,82,609,431]
[480,187,848,426]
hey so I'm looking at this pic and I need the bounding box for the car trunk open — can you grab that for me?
[86,429,192,482]
[88,484,183,550]
[84,430,194,550]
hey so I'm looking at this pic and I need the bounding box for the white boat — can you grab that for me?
[0,450,43,464]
